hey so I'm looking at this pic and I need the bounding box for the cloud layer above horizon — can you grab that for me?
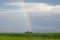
[0,0,60,32]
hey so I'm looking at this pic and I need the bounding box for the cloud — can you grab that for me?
[25,3,60,15]
[0,9,23,14]
[0,2,60,32]
[5,2,21,6]
[3,2,60,15]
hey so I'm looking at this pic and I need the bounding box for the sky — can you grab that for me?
[0,0,60,33]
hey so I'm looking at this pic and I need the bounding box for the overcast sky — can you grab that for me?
[0,0,60,33]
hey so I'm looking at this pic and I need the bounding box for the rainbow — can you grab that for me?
[21,0,32,32]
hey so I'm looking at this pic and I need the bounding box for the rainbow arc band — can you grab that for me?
[21,0,32,32]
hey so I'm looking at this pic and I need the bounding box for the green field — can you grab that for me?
[0,33,60,40]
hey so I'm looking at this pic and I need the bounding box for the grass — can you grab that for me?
[0,33,60,40]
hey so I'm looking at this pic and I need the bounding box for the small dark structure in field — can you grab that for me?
[26,31,32,33]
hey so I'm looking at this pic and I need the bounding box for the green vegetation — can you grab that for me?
[0,33,60,40]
